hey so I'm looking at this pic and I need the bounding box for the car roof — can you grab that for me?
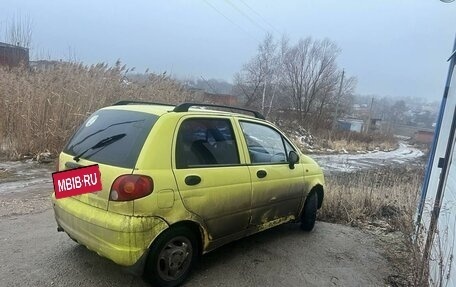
[102,101,265,120]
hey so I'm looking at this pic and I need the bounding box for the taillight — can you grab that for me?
[110,175,153,201]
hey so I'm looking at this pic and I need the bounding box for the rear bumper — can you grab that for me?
[52,194,169,266]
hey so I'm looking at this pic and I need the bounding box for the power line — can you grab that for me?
[201,0,261,42]
[224,0,268,34]
[237,0,280,34]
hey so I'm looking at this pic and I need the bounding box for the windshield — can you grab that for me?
[64,109,158,168]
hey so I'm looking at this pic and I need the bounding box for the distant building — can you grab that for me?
[0,42,29,68]
[337,119,364,133]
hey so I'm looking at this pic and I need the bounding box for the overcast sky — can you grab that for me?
[1,0,455,101]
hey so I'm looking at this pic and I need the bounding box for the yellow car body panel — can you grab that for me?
[52,194,168,266]
[234,118,306,225]
[52,103,325,269]
[171,115,252,240]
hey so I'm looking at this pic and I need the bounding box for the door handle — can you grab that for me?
[256,170,267,178]
[185,175,201,186]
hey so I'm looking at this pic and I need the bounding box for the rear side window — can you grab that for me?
[64,109,158,168]
[175,118,240,168]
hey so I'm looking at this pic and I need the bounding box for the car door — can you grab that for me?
[238,120,305,226]
[172,116,252,239]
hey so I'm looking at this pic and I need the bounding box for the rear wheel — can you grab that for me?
[301,192,318,231]
[144,226,198,287]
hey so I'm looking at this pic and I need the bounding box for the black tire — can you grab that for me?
[143,226,199,287]
[301,192,318,231]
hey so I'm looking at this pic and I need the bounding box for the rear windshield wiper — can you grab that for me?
[68,119,143,151]
[73,133,126,162]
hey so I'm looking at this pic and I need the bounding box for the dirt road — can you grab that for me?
[0,187,393,287]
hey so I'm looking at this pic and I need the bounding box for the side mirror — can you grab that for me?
[288,151,299,169]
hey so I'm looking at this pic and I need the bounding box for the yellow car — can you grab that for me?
[52,101,325,287]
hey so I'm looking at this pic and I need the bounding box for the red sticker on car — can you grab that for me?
[52,164,102,199]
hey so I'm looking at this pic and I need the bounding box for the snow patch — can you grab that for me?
[311,142,424,174]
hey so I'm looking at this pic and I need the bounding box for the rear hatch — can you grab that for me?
[60,108,159,210]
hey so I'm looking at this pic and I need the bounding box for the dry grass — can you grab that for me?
[274,120,398,154]
[0,62,199,158]
[319,166,425,286]
[0,169,12,179]
[319,166,422,229]
[317,130,398,153]
[326,138,398,153]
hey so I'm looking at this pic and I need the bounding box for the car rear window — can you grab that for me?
[64,109,158,168]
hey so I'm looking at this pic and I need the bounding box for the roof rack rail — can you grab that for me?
[173,103,265,120]
[113,100,175,107]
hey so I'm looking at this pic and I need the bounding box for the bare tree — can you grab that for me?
[257,34,278,115]
[316,73,357,123]
[233,60,266,108]
[233,34,278,112]
[234,34,356,128]
[4,14,33,48]
[336,75,356,116]
[282,38,341,123]
[315,70,340,121]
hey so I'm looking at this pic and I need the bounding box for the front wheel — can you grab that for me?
[143,226,198,287]
[301,192,318,231]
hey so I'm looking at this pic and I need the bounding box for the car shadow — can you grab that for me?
[66,222,312,286]
[188,223,310,279]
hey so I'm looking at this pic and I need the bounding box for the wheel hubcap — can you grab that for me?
[157,236,192,281]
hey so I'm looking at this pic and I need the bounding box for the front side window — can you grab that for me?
[284,139,296,156]
[175,118,240,168]
[240,121,287,164]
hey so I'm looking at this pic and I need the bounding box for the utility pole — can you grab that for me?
[332,69,345,130]
[365,97,374,133]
